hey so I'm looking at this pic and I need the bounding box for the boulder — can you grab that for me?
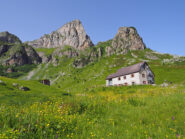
[145,52,159,60]
[12,83,19,87]
[160,82,169,87]
[19,86,30,91]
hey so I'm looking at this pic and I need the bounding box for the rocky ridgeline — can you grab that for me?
[27,20,94,49]
[47,25,146,67]
[0,20,148,67]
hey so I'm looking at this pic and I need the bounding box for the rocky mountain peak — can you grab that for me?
[0,31,22,44]
[57,19,82,33]
[107,27,146,55]
[28,20,94,49]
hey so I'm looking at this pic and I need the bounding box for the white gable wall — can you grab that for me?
[139,70,148,84]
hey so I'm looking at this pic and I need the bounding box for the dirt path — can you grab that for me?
[25,64,42,80]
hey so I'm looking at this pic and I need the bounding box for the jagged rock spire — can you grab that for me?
[106,27,146,56]
[28,20,94,49]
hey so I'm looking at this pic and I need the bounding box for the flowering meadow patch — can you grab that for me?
[0,85,184,138]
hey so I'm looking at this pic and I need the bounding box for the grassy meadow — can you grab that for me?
[0,76,185,138]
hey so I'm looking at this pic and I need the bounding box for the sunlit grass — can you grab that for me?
[0,79,184,138]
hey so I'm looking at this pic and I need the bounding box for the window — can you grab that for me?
[124,83,128,86]
[131,73,134,78]
[118,77,121,80]
[143,81,146,84]
[132,82,135,85]
[124,76,126,79]
[142,74,145,78]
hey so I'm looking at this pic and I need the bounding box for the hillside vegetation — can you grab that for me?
[21,46,185,93]
[35,48,56,56]
[0,76,62,105]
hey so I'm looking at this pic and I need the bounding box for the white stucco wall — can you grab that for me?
[110,72,141,86]
[139,70,148,84]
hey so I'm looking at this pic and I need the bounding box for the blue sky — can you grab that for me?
[0,0,185,55]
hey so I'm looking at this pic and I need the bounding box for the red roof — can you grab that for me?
[106,62,146,80]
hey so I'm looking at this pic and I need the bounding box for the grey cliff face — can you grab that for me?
[28,20,94,49]
[107,27,146,55]
[0,31,22,44]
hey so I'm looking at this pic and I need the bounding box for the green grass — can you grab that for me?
[35,48,56,56]
[0,64,37,78]
[0,76,64,105]
[0,80,184,138]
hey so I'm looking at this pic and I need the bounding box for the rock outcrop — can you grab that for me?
[0,44,42,66]
[0,31,42,66]
[106,27,146,55]
[37,52,51,63]
[28,20,94,49]
[0,31,22,44]
[52,46,79,59]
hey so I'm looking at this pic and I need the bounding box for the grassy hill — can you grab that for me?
[0,76,64,105]
[20,47,185,93]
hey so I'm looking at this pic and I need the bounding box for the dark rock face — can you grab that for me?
[28,20,94,50]
[0,44,11,55]
[0,44,41,66]
[107,27,146,55]
[0,31,22,44]
[25,46,42,64]
[0,31,41,66]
